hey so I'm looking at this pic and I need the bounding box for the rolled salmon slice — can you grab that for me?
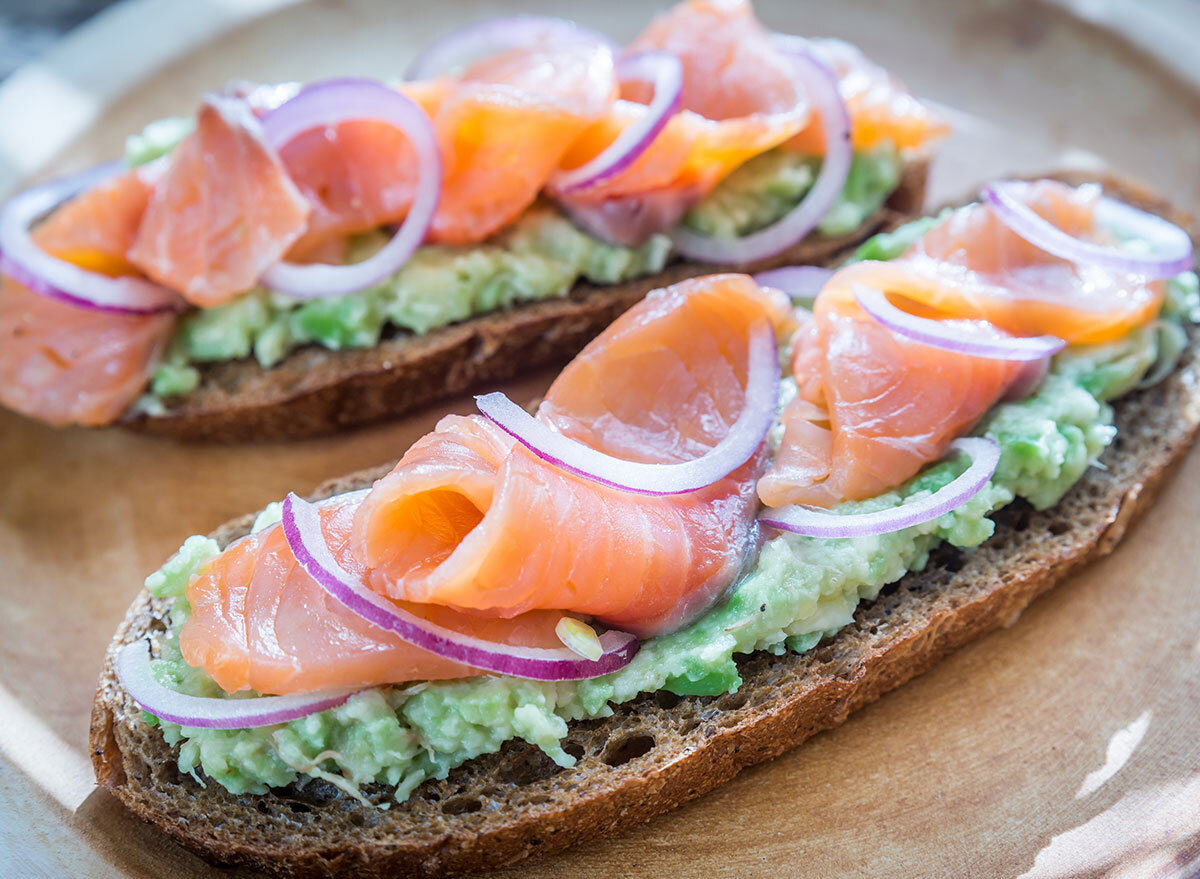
[352,274,792,637]
[759,270,1020,508]
[179,273,789,693]
[180,495,572,695]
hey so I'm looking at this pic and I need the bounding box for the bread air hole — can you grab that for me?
[653,690,681,710]
[601,733,655,767]
[441,796,483,815]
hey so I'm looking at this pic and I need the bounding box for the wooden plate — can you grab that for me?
[3,1,1200,876]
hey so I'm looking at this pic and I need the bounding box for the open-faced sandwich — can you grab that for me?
[0,0,944,441]
[92,173,1199,876]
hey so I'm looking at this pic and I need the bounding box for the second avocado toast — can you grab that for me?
[92,171,1200,877]
[0,0,938,441]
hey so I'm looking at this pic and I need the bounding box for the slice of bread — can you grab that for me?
[90,172,1200,878]
[120,159,929,442]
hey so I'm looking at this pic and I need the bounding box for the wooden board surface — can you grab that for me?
[2,1,1200,876]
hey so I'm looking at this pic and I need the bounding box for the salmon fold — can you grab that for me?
[352,274,792,637]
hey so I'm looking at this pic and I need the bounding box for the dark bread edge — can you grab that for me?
[89,170,1200,878]
[119,159,928,442]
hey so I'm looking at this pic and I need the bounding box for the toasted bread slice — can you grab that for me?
[120,158,929,442]
[90,172,1200,878]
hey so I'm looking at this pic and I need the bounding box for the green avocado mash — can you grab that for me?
[682,144,902,240]
[124,116,194,167]
[125,111,907,400]
[142,213,1198,796]
[149,209,673,396]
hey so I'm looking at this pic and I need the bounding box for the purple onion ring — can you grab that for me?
[982,180,1193,280]
[761,437,1000,539]
[670,48,852,265]
[258,78,441,299]
[475,319,779,496]
[116,639,358,729]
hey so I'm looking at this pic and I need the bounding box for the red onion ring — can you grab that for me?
[117,639,358,729]
[551,52,683,194]
[761,437,1000,539]
[258,78,441,299]
[404,15,617,81]
[982,180,1194,280]
[0,161,184,315]
[853,283,1066,361]
[281,492,640,681]
[753,265,834,305]
[670,48,851,265]
[476,320,778,496]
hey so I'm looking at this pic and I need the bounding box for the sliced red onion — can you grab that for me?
[116,639,357,729]
[761,437,1000,539]
[477,320,778,496]
[753,265,834,305]
[853,283,1066,361]
[670,49,851,265]
[281,493,639,680]
[982,180,1194,280]
[404,15,617,81]
[258,78,440,299]
[0,161,184,315]
[551,52,682,194]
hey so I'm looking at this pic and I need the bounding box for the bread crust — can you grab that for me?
[90,171,1200,877]
[120,160,928,442]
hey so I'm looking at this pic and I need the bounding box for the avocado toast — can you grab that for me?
[0,0,939,441]
[91,171,1200,876]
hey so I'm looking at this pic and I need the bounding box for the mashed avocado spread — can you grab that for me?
[123,119,904,400]
[140,215,1199,801]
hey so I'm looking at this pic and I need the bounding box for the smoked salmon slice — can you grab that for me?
[759,180,1164,509]
[352,274,790,637]
[901,180,1164,344]
[279,41,615,257]
[426,41,616,244]
[553,0,809,239]
[127,95,311,308]
[0,169,174,427]
[181,495,575,695]
[758,275,1020,508]
[276,82,443,262]
[786,37,949,155]
[34,167,153,276]
[555,1,946,241]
